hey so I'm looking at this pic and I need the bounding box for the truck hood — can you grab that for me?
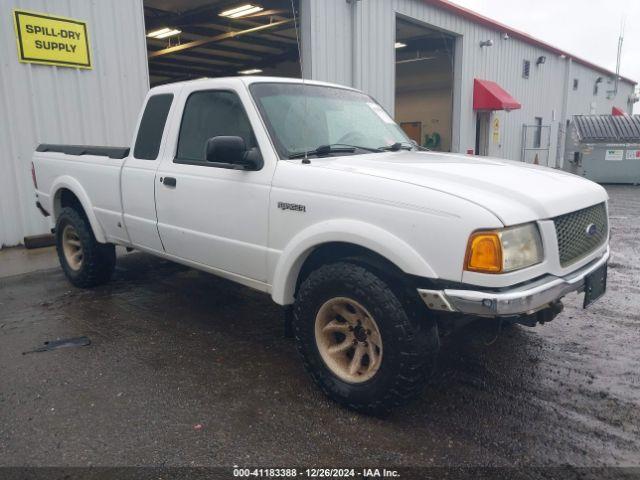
[309,151,608,225]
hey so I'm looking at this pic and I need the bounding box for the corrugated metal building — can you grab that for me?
[0,0,148,248]
[0,0,637,247]
[301,0,637,164]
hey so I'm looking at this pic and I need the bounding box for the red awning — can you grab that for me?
[473,79,521,111]
[612,106,626,116]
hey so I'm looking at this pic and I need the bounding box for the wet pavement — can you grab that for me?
[0,185,638,469]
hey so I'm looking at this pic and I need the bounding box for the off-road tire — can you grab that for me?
[55,207,116,288]
[293,261,439,414]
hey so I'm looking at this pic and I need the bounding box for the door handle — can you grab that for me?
[161,177,177,187]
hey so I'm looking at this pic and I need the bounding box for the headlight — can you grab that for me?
[465,223,543,274]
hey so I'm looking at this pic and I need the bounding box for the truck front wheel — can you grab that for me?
[55,207,116,288]
[293,262,439,414]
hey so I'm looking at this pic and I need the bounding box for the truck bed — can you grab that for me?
[36,144,130,159]
[33,145,130,246]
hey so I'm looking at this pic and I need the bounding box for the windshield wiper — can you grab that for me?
[288,144,382,159]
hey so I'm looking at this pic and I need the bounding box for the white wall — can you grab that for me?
[300,0,353,86]
[0,0,149,248]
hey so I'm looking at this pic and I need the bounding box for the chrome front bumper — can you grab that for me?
[418,248,609,317]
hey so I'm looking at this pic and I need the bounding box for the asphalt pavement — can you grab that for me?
[0,185,638,473]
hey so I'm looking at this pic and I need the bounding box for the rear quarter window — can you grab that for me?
[133,94,174,160]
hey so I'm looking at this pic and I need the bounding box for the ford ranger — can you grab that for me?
[32,77,609,413]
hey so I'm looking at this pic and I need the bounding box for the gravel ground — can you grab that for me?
[0,185,638,474]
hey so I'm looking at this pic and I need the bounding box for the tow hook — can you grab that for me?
[537,300,564,324]
[503,300,564,328]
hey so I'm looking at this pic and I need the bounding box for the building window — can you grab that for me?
[533,117,543,149]
[522,60,531,79]
[573,79,579,90]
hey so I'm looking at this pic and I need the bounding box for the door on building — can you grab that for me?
[475,112,490,156]
[400,122,422,145]
[395,18,455,152]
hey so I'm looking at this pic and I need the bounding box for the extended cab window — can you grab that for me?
[175,90,256,164]
[133,94,174,160]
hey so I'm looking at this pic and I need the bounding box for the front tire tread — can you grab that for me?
[293,261,438,414]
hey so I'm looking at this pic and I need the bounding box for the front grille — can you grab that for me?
[553,203,608,267]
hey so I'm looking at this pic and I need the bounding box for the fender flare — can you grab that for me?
[271,219,437,305]
[50,176,107,243]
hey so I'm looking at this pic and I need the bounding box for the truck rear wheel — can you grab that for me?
[55,207,116,288]
[293,262,439,414]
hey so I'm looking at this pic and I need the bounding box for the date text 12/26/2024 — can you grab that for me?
[233,467,400,478]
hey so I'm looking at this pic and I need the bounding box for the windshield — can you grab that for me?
[249,83,411,159]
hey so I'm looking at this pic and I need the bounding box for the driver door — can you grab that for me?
[154,85,272,283]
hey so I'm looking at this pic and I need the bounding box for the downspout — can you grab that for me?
[299,0,313,79]
[556,57,572,169]
[348,0,361,89]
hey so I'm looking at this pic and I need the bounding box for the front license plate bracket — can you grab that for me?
[583,264,607,308]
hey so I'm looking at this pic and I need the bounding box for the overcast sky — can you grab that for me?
[449,0,640,111]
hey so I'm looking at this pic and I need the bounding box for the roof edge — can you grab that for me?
[422,0,637,86]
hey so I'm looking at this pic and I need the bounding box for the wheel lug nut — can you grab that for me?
[348,326,354,331]
[366,330,371,335]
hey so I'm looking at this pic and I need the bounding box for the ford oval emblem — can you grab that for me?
[585,223,598,236]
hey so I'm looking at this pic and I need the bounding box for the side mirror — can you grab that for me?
[204,136,263,171]
[205,136,246,165]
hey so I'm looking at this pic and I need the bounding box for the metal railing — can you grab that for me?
[521,124,552,165]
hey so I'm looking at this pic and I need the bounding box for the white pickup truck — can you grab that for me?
[32,77,609,413]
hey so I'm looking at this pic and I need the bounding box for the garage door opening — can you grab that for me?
[144,1,301,87]
[395,18,455,152]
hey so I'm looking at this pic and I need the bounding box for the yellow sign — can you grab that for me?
[13,9,92,69]
[492,116,500,144]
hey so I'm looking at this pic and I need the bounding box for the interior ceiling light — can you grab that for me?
[147,27,181,39]
[220,4,264,18]
[147,27,171,38]
[395,42,407,49]
[239,68,263,75]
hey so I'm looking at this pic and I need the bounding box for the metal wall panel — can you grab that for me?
[303,0,635,168]
[0,0,149,247]
[300,0,353,86]
[567,61,635,116]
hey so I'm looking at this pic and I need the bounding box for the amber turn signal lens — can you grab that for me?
[465,232,503,273]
